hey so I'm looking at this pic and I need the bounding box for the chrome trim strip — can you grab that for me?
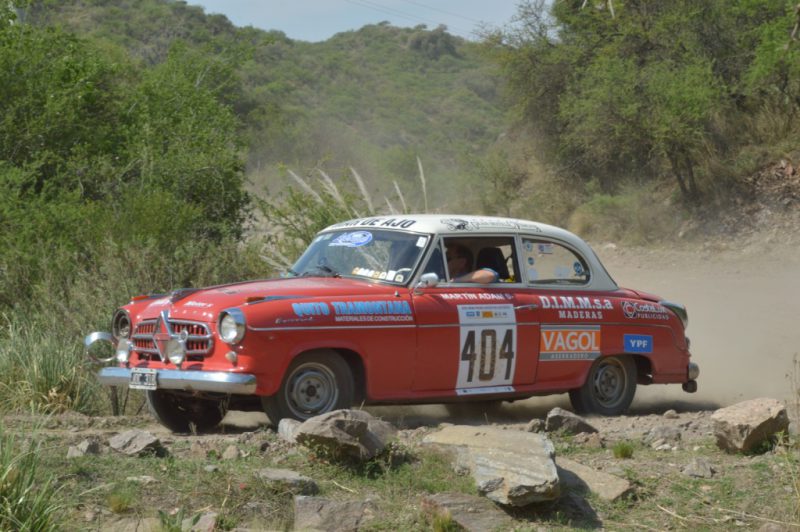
[250,324,416,332]
[97,367,257,394]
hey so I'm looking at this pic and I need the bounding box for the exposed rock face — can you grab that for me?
[292,496,373,531]
[545,407,598,435]
[108,430,165,457]
[295,409,397,461]
[423,425,560,506]
[421,492,515,531]
[255,468,319,495]
[711,398,789,453]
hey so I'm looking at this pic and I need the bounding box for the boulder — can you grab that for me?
[108,430,166,457]
[255,468,319,495]
[525,419,545,433]
[711,398,789,453]
[557,457,630,501]
[295,409,397,461]
[292,496,373,531]
[643,425,682,448]
[423,425,560,506]
[221,445,241,460]
[421,492,515,531]
[545,407,598,435]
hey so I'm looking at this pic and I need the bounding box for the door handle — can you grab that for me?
[514,304,539,310]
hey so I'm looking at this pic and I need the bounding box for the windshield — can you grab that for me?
[289,229,430,285]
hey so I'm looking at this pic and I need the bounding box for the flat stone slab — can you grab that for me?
[423,425,560,506]
[256,468,319,495]
[557,457,631,501]
[292,496,373,531]
[422,492,515,531]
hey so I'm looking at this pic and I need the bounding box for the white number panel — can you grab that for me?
[456,304,517,395]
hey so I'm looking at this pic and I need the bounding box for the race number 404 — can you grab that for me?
[456,305,517,388]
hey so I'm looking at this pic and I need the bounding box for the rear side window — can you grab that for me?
[521,238,590,285]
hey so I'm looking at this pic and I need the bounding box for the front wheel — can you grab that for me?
[569,356,636,416]
[146,390,228,433]
[262,350,355,424]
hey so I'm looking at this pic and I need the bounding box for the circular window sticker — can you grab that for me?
[330,231,373,247]
[394,274,405,283]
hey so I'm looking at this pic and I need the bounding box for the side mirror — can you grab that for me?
[415,272,440,291]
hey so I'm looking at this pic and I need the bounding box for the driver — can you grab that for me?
[446,244,498,284]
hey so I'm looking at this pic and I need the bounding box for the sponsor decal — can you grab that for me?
[292,302,330,317]
[333,217,417,229]
[557,309,604,320]
[456,305,517,390]
[540,325,601,361]
[441,218,479,231]
[183,301,212,308]
[331,300,413,322]
[275,316,315,324]
[624,334,653,353]
[537,243,554,254]
[330,231,373,247]
[539,296,614,311]
[622,301,670,321]
[439,292,514,301]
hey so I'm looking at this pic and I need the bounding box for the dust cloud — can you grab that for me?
[600,241,800,410]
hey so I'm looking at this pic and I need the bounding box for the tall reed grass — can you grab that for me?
[0,428,63,530]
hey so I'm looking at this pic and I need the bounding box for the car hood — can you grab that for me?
[129,277,400,322]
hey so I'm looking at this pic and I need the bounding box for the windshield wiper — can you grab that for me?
[301,265,340,278]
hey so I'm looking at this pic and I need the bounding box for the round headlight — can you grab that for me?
[166,338,186,366]
[112,309,131,339]
[219,309,246,344]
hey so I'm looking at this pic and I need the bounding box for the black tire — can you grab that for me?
[146,390,227,433]
[569,356,636,416]
[262,350,355,424]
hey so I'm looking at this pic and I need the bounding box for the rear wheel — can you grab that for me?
[146,390,228,433]
[262,350,355,424]
[569,356,636,416]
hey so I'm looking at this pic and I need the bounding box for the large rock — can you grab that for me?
[557,457,631,501]
[545,407,598,435]
[711,398,789,453]
[292,496,373,531]
[295,409,397,461]
[423,425,559,506]
[108,430,166,457]
[421,492,515,531]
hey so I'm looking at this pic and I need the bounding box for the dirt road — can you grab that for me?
[600,240,800,410]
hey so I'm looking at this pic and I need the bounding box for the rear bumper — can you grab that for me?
[97,367,258,395]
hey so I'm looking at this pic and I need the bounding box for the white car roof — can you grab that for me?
[322,214,618,291]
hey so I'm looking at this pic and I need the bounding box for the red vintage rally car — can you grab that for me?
[85,215,699,432]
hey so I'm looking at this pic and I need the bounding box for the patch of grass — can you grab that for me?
[0,429,63,530]
[613,440,635,459]
[107,485,135,514]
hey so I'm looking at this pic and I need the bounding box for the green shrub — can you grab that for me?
[612,440,635,459]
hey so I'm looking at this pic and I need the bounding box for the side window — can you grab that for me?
[443,237,517,283]
[521,238,590,285]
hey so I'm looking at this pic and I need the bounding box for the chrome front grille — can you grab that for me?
[132,319,214,362]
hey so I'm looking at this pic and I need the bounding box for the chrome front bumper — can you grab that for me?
[97,367,257,395]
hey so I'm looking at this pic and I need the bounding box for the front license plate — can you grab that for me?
[129,368,157,390]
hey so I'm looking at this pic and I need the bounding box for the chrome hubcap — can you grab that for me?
[592,359,627,408]
[286,363,338,418]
